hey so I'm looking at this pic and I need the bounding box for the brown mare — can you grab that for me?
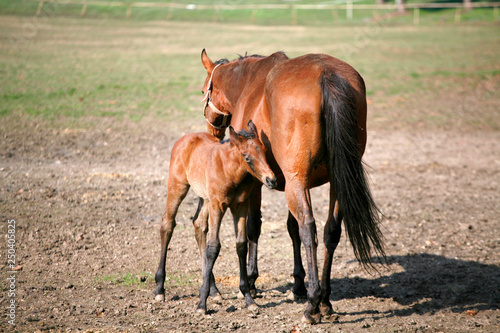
[199,50,385,324]
[154,120,277,314]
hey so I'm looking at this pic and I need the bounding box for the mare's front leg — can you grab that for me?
[231,201,259,312]
[196,201,225,314]
[285,180,321,324]
[286,211,307,300]
[154,181,189,301]
[246,184,262,296]
[192,197,222,302]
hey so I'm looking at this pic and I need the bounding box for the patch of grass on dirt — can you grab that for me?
[96,272,153,286]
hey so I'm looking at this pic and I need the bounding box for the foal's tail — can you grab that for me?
[320,70,385,269]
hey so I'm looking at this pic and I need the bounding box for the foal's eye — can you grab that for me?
[201,90,204,95]
[243,154,251,163]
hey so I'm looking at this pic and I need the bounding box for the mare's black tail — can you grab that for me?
[320,71,385,269]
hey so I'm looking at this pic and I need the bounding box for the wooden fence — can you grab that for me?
[34,0,500,25]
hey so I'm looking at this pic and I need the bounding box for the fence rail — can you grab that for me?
[33,0,500,24]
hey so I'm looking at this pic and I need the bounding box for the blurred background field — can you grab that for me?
[1,4,498,133]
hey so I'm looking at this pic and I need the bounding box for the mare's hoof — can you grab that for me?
[195,307,207,315]
[237,291,245,300]
[247,303,260,314]
[212,294,223,304]
[154,294,165,302]
[250,289,258,298]
[301,312,321,325]
[286,291,307,301]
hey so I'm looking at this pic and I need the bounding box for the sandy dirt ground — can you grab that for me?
[0,116,499,332]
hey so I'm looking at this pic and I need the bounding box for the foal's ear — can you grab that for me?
[247,119,257,135]
[201,49,215,74]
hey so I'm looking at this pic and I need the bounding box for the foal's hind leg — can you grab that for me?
[197,201,225,314]
[246,185,262,296]
[319,191,342,316]
[286,211,307,300]
[193,197,222,302]
[154,181,189,302]
[232,202,258,312]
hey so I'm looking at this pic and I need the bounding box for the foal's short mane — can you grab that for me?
[219,128,256,144]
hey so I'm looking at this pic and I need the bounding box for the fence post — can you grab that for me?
[36,0,44,16]
[413,7,420,25]
[80,3,87,17]
[454,7,461,23]
[347,0,353,20]
[126,4,132,19]
[332,9,339,24]
[250,7,258,23]
[166,6,173,21]
[291,6,298,25]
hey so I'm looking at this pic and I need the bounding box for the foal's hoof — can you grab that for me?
[195,307,207,315]
[301,312,321,325]
[247,303,260,314]
[286,291,307,301]
[319,303,334,316]
[237,291,245,300]
[212,294,223,304]
[250,289,258,298]
[154,294,165,302]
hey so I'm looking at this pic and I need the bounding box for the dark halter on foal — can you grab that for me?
[202,64,232,130]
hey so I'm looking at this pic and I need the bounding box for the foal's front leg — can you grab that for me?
[196,201,224,314]
[231,201,259,312]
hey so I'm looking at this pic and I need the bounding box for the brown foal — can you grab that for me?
[154,120,277,314]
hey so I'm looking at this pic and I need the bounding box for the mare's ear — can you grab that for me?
[228,126,238,145]
[247,119,257,135]
[201,49,215,74]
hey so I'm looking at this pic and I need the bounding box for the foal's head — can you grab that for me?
[228,120,277,189]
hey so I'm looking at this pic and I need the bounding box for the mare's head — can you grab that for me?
[201,49,265,139]
[201,49,232,139]
[228,120,277,189]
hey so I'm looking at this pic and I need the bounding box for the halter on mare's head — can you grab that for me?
[201,60,232,139]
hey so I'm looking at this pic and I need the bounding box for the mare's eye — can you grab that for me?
[201,90,205,95]
[243,154,251,163]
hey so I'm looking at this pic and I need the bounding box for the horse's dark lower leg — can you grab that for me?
[285,184,321,324]
[246,186,262,294]
[320,199,342,316]
[155,183,189,301]
[193,198,222,301]
[287,211,307,299]
[196,243,221,313]
[154,214,176,301]
[233,203,258,311]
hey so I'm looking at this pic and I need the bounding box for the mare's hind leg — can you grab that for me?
[193,197,222,302]
[319,190,342,316]
[285,179,322,325]
[231,201,258,312]
[286,211,307,300]
[246,185,262,296]
[196,201,225,314]
[154,181,189,302]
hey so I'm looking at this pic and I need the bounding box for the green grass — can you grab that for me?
[0,14,498,131]
[1,0,498,25]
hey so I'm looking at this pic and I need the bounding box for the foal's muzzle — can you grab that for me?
[265,176,278,189]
